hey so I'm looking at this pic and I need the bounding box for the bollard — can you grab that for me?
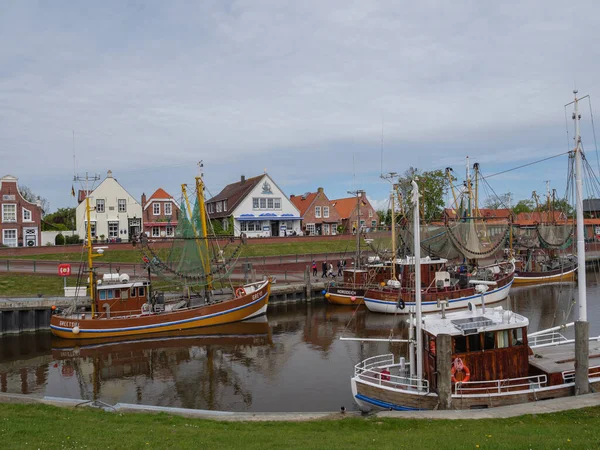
[33,260,36,273]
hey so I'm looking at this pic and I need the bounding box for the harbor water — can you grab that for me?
[0,274,599,412]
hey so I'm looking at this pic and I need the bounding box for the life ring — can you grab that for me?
[141,303,151,314]
[369,269,376,277]
[397,298,405,310]
[451,358,471,383]
[235,287,246,298]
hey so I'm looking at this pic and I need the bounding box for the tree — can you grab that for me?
[512,199,534,215]
[42,207,76,231]
[484,193,512,210]
[396,168,452,222]
[18,185,49,215]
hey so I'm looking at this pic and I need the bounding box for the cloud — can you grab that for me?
[1,1,599,211]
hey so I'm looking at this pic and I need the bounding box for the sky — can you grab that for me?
[1,1,600,214]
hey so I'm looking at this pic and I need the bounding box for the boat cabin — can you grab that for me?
[420,306,530,391]
[96,273,150,318]
[395,256,449,288]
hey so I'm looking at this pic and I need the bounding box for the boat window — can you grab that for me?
[453,335,467,353]
[121,289,129,300]
[114,289,121,299]
[130,287,137,297]
[107,290,114,300]
[138,287,145,297]
[512,328,524,346]
[497,330,509,349]
[468,334,481,352]
[99,290,106,300]
[427,335,436,355]
[483,331,495,350]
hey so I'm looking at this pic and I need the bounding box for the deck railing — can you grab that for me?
[354,354,429,392]
[562,365,600,383]
[454,374,548,395]
[529,331,569,348]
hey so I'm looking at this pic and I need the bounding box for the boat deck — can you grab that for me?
[529,340,600,374]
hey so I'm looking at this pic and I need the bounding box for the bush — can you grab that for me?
[65,234,80,245]
[55,234,65,245]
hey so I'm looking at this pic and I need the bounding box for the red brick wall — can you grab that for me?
[301,190,341,234]
[0,178,43,247]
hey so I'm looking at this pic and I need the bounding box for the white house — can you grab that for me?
[206,174,302,237]
[76,170,143,242]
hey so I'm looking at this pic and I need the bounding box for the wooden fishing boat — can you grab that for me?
[326,266,390,305]
[51,172,270,340]
[351,306,600,411]
[513,254,577,285]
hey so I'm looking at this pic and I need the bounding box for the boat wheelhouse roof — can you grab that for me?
[393,256,448,266]
[97,280,150,290]
[421,306,528,337]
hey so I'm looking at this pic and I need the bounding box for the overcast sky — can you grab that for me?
[1,1,600,213]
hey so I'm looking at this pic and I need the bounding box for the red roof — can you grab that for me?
[444,208,511,220]
[148,188,173,201]
[289,192,318,216]
[515,211,568,226]
[207,175,263,219]
[330,197,371,219]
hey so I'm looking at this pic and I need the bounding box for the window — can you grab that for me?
[305,223,316,235]
[138,286,145,297]
[369,209,373,218]
[114,289,121,299]
[130,287,137,297]
[99,290,106,300]
[166,226,174,237]
[2,229,17,247]
[240,221,247,232]
[222,219,228,231]
[260,198,266,209]
[152,227,160,237]
[164,203,172,216]
[483,331,495,350]
[468,334,481,352]
[121,289,129,300]
[371,220,377,227]
[216,202,222,213]
[108,222,119,239]
[323,206,329,218]
[107,290,114,300]
[208,203,214,213]
[315,206,321,218]
[96,199,105,213]
[497,330,509,349]
[22,208,32,222]
[83,221,97,237]
[153,203,160,215]
[454,335,467,353]
[267,198,273,209]
[248,221,256,232]
[2,204,16,222]
[512,328,524,346]
[223,200,227,211]
[253,198,259,209]
[274,198,281,209]
[118,199,127,213]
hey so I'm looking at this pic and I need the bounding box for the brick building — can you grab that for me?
[141,188,180,238]
[290,187,341,235]
[0,174,43,247]
[330,193,378,234]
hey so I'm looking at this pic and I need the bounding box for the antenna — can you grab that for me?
[72,130,76,178]
[380,115,384,177]
[352,153,356,191]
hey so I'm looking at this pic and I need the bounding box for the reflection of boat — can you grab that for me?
[51,173,270,340]
[352,93,599,412]
[51,318,272,357]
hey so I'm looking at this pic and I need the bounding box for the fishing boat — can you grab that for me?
[513,252,577,285]
[51,172,271,340]
[350,91,598,411]
[364,162,514,314]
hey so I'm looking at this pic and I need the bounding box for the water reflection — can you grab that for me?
[0,274,598,412]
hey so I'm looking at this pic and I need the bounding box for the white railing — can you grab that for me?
[529,331,570,348]
[455,374,547,395]
[354,354,429,392]
[562,365,600,383]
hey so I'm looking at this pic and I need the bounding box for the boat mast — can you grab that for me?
[390,185,396,280]
[411,179,423,390]
[348,189,365,270]
[195,162,213,291]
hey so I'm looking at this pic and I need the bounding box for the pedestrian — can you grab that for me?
[322,261,327,278]
[328,263,335,278]
[337,260,343,276]
[312,260,317,277]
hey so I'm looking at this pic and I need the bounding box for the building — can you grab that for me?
[330,193,378,234]
[206,174,301,237]
[584,199,600,218]
[76,170,143,242]
[290,187,341,235]
[141,188,180,238]
[0,175,43,247]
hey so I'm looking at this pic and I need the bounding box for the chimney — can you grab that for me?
[141,193,147,208]
[107,170,113,178]
[317,187,324,194]
[290,194,295,199]
[241,175,246,183]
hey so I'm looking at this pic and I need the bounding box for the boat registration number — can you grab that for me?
[252,292,262,301]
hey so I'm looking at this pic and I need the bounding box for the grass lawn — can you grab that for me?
[0,403,598,449]
[0,274,80,297]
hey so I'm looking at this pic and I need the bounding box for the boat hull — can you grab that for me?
[352,376,600,411]
[513,266,577,285]
[363,276,513,314]
[326,286,367,305]
[51,281,270,340]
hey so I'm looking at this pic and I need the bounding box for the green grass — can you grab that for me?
[0,274,79,297]
[0,403,598,449]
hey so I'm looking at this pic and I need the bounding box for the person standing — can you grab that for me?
[312,260,317,277]
[337,260,343,277]
[322,261,327,278]
[328,262,334,278]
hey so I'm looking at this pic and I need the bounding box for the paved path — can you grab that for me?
[1,391,599,422]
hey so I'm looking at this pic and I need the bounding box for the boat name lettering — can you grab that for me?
[337,290,357,296]
[252,292,262,301]
[59,321,79,328]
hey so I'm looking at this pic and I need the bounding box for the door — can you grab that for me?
[323,223,330,235]
[128,218,141,240]
[23,227,38,247]
[270,221,279,237]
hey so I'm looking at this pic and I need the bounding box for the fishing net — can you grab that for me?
[445,220,510,260]
[399,225,461,260]
[537,224,574,249]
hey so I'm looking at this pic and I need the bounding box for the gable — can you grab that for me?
[231,174,301,218]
